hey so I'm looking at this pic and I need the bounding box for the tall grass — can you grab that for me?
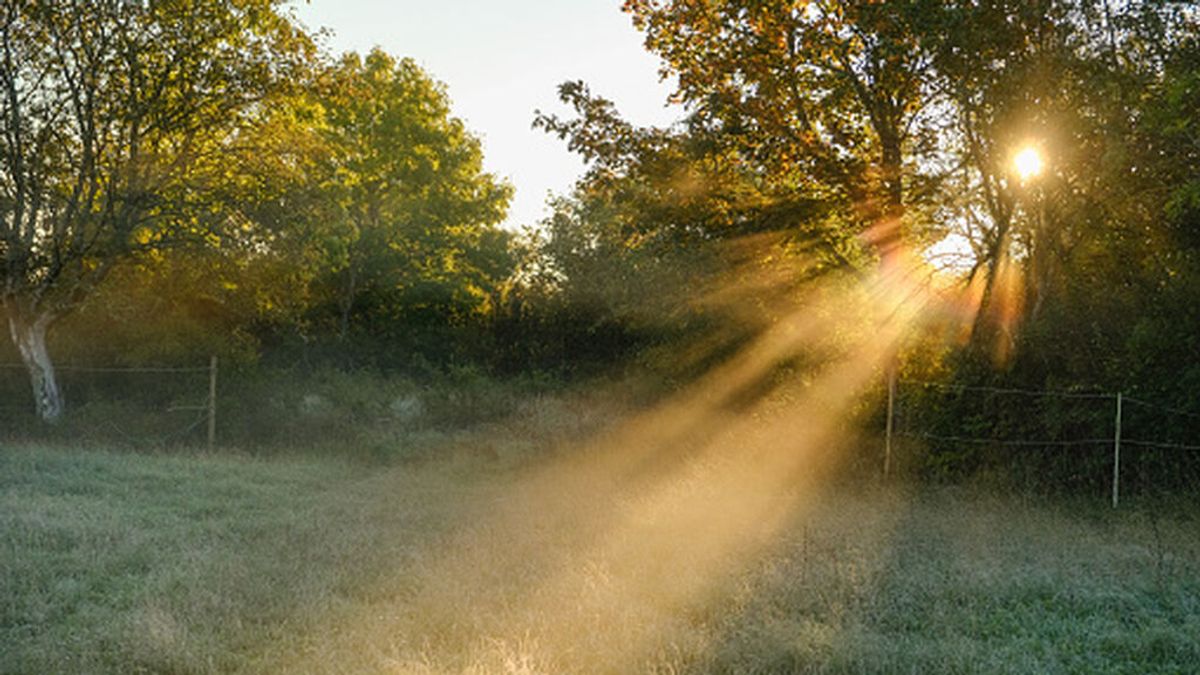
[3,435,1198,674]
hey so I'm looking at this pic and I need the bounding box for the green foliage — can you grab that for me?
[0,364,577,461]
[292,50,512,350]
[0,0,313,418]
[515,1,1200,489]
[886,3,1200,484]
[0,0,310,318]
[520,80,862,379]
[625,0,945,245]
[3,0,1200,497]
[1,4,521,418]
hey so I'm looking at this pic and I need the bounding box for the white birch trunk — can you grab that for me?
[8,313,64,422]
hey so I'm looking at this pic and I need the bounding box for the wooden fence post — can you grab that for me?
[208,355,218,451]
[1112,391,1122,508]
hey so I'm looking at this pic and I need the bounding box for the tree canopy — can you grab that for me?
[523,0,1200,485]
[3,0,1200,491]
[0,2,513,418]
[0,0,310,419]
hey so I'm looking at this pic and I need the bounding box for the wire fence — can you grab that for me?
[0,358,218,448]
[0,364,210,373]
[885,377,1200,505]
[3,357,1197,503]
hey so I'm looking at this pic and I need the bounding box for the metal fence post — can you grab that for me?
[1112,391,1122,508]
[208,355,218,451]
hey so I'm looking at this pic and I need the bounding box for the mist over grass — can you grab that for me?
[3,431,1198,674]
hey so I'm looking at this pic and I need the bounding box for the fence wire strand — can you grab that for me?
[103,408,209,447]
[895,381,1200,456]
[1122,395,1200,420]
[0,363,208,373]
[897,431,1113,447]
[1,361,213,447]
[902,379,1113,400]
[1121,439,1200,451]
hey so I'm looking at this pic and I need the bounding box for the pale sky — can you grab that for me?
[288,0,683,231]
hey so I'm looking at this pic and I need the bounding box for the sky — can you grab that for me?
[289,0,684,231]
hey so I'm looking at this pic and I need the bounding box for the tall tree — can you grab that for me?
[923,1,1196,353]
[305,49,513,360]
[625,0,941,254]
[0,0,309,420]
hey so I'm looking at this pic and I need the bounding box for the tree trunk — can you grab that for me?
[8,312,64,422]
[1028,196,1051,323]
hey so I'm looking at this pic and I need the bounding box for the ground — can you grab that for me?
[2,441,1199,674]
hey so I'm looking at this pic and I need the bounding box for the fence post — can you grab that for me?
[207,355,218,451]
[1112,391,1122,508]
[885,366,896,479]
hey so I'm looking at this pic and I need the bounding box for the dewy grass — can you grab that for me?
[2,442,1199,674]
[0,444,480,674]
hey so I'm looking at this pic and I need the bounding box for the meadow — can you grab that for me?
[3,413,1199,674]
[5,2,1200,673]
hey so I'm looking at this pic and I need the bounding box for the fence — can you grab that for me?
[0,357,218,449]
[3,356,1196,501]
[883,373,1200,507]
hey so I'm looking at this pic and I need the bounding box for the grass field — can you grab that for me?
[3,438,1200,674]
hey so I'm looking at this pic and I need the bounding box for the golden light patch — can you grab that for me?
[1013,146,1043,182]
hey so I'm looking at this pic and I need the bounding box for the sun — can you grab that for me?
[1013,146,1044,182]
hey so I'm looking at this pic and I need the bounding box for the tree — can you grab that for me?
[299,49,514,364]
[0,0,309,420]
[920,1,1196,354]
[526,81,850,375]
[902,1,1200,482]
[918,1,1078,354]
[625,0,942,255]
